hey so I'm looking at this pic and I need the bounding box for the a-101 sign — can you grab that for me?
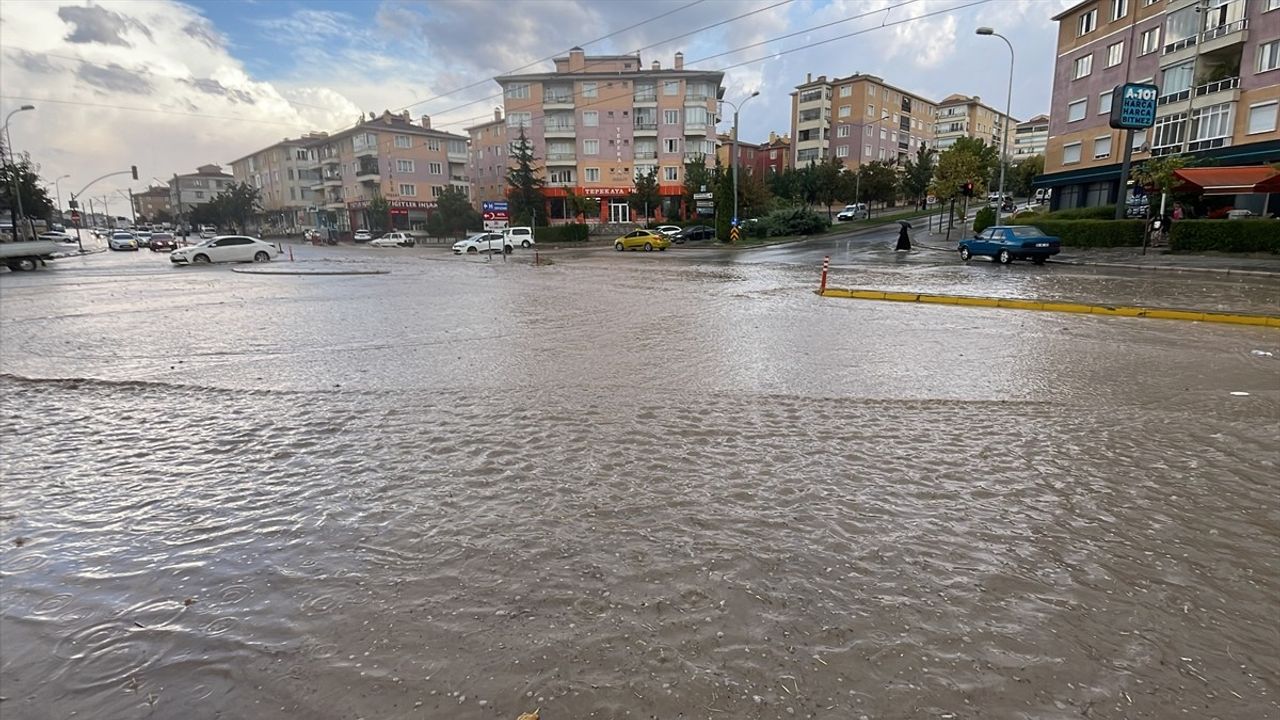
[1109,82,1159,130]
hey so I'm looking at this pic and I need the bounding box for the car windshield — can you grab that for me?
[1005,226,1048,238]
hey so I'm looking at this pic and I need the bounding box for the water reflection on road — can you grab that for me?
[2,246,1277,720]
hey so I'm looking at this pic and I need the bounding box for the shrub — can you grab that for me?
[537,223,589,243]
[760,207,831,238]
[1042,205,1117,220]
[1170,220,1280,253]
[973,206,997,234]
[1005,218,1145,247]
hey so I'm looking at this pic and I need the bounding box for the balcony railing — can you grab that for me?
[451,175,470,182]
[1150,145,1181,157]
[1163,35,1196,54]
[1157,89,1191,106]
[543,95,574,105]
[544,123,575,133]
[1201,18,1248,43]
[684,122,707,133]
[634,122,658,131]
[634,93,657,103]
[1188,136,1231,152]
[634,151,657,160]
[546,152,577,161]
[685,93,711,102]
[1194,76,1240,97]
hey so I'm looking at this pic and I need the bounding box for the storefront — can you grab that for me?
[345,199,438,231]
[541,185,687,224]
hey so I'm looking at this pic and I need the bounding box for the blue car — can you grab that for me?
[959,225,1061,265]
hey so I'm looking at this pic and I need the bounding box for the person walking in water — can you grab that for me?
[895,220,912,251]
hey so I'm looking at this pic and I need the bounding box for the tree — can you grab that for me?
[738,171,771,220]
[854,161,898,209]
[1131,155,1190,196]
[564,190,598,221]
[367,194,391,232]
[433,186,480,238]
[930,142,991,200]
[1011,155,1044,198]
[768,167,799,204]
[713,161,732,241]
[506,126,546,226]
[949,137,999,188]
[813,158,844,219]
[682,155,713,220]
[629,168,661,223]
[0,145,55,236]
[899,144,937,205]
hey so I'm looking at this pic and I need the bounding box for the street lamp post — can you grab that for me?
[4,104,36,240]
[720,91,759,239]
[52,174,70,219]
[977,27,1014,225]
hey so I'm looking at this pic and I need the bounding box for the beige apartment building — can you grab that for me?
[167,164,232,220]
[467,108,508,212]
[230,134,326,230]
[131,185,172,221]
[1040,0,1279,211]
[790,73,938,169]
[299,110,469,231]
[495,48,723,222]
[933,93,1017,151]
[1013,114,1051,161]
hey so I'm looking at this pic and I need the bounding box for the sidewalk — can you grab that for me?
[1052,248,1280,278]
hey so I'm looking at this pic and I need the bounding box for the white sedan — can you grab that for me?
[353,230,372,243]
[170,235,280,264]
[452,232,511,254]
[39,231,76,243]
[108,232,138,251]
[653,225,681,238]
[370,231,415,247]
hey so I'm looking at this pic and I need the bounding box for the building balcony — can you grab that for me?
[684,152,709,163]
[546,152,577,165]
[323,174,343,187]
[1161,35,1197,66]
[1150,144,1182,158]
[320,155,341,167]
[684,123,708,135]
[324,200,346,210]
[634,151,657,160]
[353,144,378,158]
[451,175,470,183]
[685,93,711,102]
[547,179,576,187]
[1188,136,1232,152]
[1192,76,1241,108]
[355,171,380,184]
[448,151,468,163]
[1200,19,1247,53]
[544,123,575,137]
[633,94,657,105]
[543,95,575,109]
[634,122,658,134]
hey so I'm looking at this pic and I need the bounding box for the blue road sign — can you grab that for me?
[1109,83,1159,130]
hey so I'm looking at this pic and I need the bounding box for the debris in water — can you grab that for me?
[183,597,196,607]
[1250,350,1274,357]
[13,537,25,547]
[1230,392,1250,396]
[517,710,540,720]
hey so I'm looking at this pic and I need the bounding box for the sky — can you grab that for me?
[0,0,1075,206]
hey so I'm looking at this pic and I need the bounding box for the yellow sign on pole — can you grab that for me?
[730,226,740,242]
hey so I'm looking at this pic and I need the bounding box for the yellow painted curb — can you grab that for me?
[819,287,1280,328]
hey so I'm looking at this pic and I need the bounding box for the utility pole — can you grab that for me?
[128,188,137,226]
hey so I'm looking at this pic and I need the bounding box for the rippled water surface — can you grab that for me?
[2,249,1278,719]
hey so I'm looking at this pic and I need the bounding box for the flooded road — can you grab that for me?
[2,248,1278,719]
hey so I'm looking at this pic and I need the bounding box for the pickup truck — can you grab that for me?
[503,226,535,248]
[1,239,66,271]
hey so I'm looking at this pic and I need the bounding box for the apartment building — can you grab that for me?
[300,110,469,231]
[131,185,172,221]
[790,73,938,169]
[230,133,326,230]
[716,131,793,177]
[1013,114,1051,160]
[763,132,792,174]
[168,164,232,216]
[1040,0,1280,210]
[467,108,509,212]
[495,48,724,222]
[933,94,1016,151]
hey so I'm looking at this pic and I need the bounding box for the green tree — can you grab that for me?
[854,161,898,209]
[768,167,799,204]
[1131,155,1190,196]
[949,137,999,188]
[738,171,772,220]
[0,146,55,236]
[433,186,481,238]
[930,142,990,200]
[563,189,599,221]
[813,158,844,219]
[682,155,713,220]
[506,126,546,226]
[899,144,937,205]
[629,168,661,223]
[714,162,733,241]
[1011,155,1044,198]
[367,194,391,232]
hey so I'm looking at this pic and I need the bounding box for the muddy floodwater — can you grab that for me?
[2,248,1278,719]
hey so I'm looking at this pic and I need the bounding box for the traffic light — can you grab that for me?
[131,165,139,180]
[961,181,975,197]
[68,198,78,209]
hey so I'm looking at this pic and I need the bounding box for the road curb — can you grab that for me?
[230,268,390,276]
[819,287,1280,327]
[1049,259,1280,278]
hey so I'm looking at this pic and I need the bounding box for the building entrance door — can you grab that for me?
[609,199,629,224]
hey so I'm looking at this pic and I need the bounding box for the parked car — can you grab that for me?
[503,226,535,248]
[614,229,670,252]
[134,230,153,247]
[958,225,1061,265]
[836,203,868,221]
[452,232,510,254]
[675,225,716,243]
[148,232,177,251]
[371,231,416,247]
[653,225,682,238]
[198,225,217,239]
[108,232,138,251]
[170,235,279,264]
[353,229,372,243]
[38,231,75,243]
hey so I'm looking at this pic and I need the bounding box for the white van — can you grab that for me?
[503,226,535,248]
[1034,188,1053,204]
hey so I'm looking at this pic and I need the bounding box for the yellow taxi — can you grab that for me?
[614,229,670,252]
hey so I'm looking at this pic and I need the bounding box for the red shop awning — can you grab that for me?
[1173,166,1280,196]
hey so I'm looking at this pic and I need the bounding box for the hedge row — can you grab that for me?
[1169,220,1280,253]
[537,224,590,243]
[1006,218,1145,247]
[1045,205,1118,220]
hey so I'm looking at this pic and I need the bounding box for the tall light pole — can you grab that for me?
[4,104,36,239]
[977,27,1014,225]
[720,91,759,238]
[52,174,70,219]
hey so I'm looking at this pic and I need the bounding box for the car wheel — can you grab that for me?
[254,251,270,262]
[615,242,624,252]
[193,253,211,264]
[998,249,1012,265]
[467,246,478,253]
[10,258,37,272]
[522,240,531,248]
[1032,256,1046,265]
[504,245,513,254]
[959,247,972,261]
[644,242,653,252]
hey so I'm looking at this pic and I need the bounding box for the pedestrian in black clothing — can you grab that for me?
[895,221,912,251]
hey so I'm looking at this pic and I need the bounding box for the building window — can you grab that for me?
[583,111,599,127]
[394,135,411,148]
[864,144,872,157]
[1165,6,1197,44]
[1140,27,1160,55]
[584,168,600,182]
[1099,90,1114,114]
[833,145,848,158]
[425,162,440,175]
[663,80,679,96]
[1073,54,1093,79]
[398,184,416,196]
[864,125,873,137]
[770,150,778,159]
[1093,135,1112,159]
[1068,99,1087,122]
[662,166,679,181]
[1266,0,1280,9]
[878,148,886,161]
[583,139,599,155]
[507,112,531,128]
[838,105,851,118]
[581,82,597,99]
[837,125,850,137]
[1078,9,1097,35]
[425,139,440,152]
[1063,142,1082,164]
[396,159,415,173]
[663,138,680,153]
[839,86,851,98]
[664,109,679,125]
[290,187,296,200]
[1132,128,1148,150]
[1152,112,1186,149]
[1106,41,1124,67]
[866,104,875,117]
[194,190,204,199]
[1161,61,1194,96]
[1111,0,1128,21]
[431,186,444,198]
[1248,101,1278,134]
[1190,102,1232,141]
[1259,41,1280,73]
[505,83,530,99]
[868,86,877,97]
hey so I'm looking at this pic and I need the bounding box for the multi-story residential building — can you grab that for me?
[299,110,469,231]
[467,108,509,211]
[230,133,325,230]
[790,73,938,168]
[716,131,794,177]
[762,132,792,174]
[1013,114,1050,161]
[495,48,723,222]
[933,93,1016,151]
[168,164,233,218]
[1040,0,1280,211]
[131,185,172,221]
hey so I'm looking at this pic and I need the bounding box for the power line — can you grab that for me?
[691,0,920,64]
[0,94,311,127]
